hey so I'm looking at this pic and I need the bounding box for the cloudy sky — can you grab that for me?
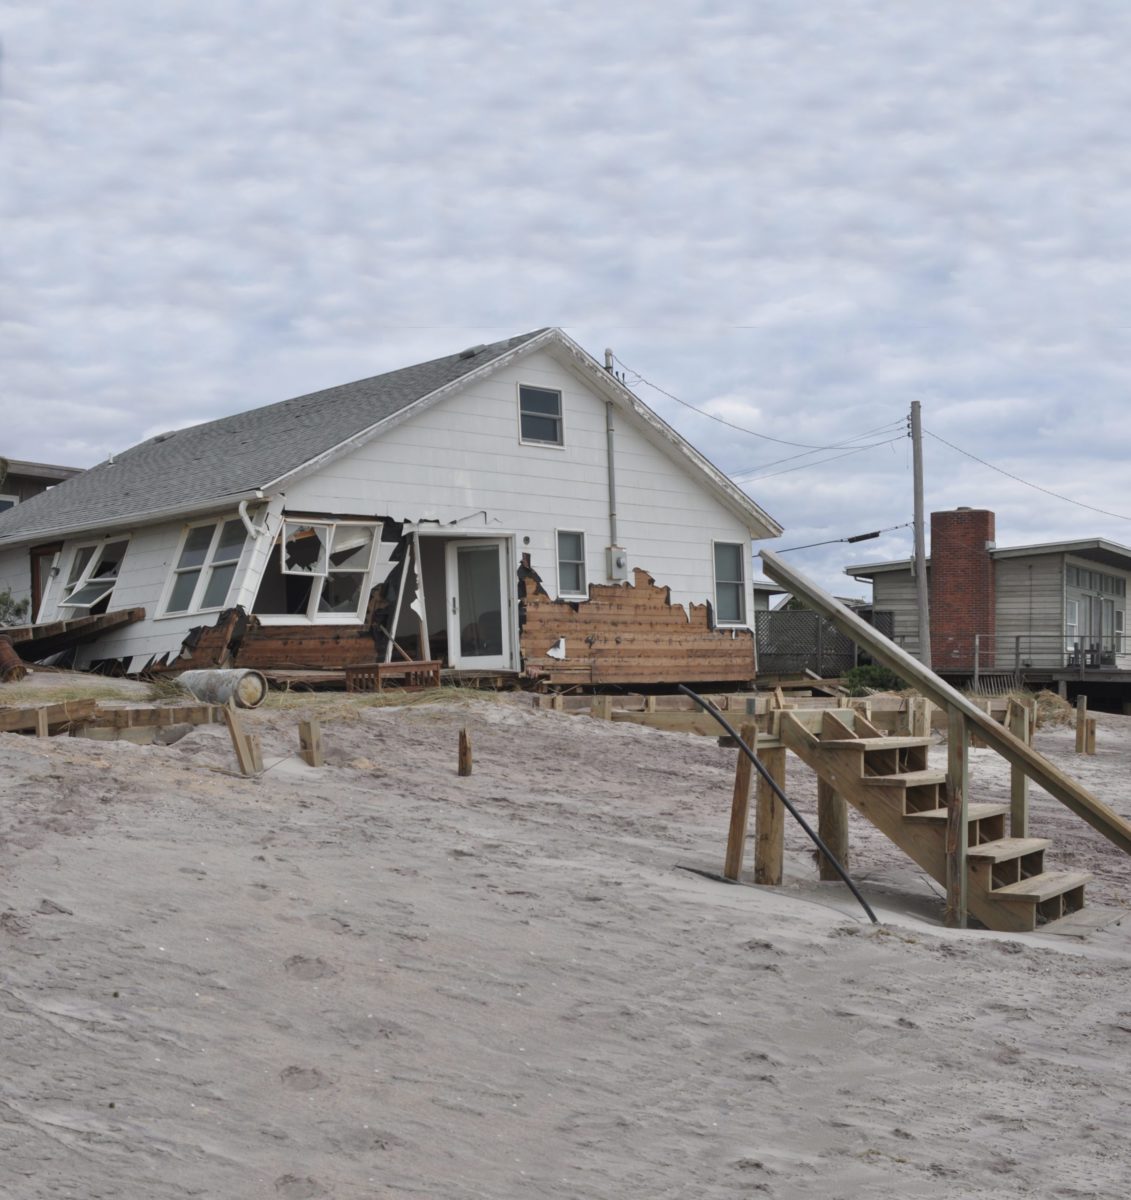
[4,1,1131,595]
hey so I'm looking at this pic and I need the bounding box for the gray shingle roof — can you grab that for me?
[0,330,549,545]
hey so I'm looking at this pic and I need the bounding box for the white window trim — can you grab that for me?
[517,383,566,449]
[555,528,588,599]
[157,517,248,619]
[712,539,748,627]
[252,519,379,624]
[59,538,130,610]
[0,493,17,511]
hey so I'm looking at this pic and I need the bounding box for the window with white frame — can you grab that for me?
[252,520,378,619]
[61,539,130,610]
[556,530,587,597]
[1066,598,1079,654]
[713,542,746,625]
[518,385,563,446]
[163,518,248,615]
[0,495,17,512]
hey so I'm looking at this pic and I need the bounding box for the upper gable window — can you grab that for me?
[519,385,563,446]
[0,495,16,512]
[163,518,248,615]
[61,539,130,610]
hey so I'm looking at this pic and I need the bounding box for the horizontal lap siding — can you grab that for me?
[870,571,922,659]
[284,348,760,617]
[994,555,1065,668]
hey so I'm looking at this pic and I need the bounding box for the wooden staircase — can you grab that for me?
[780,709,1090,932]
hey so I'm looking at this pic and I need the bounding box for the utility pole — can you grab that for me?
[911,401,932,668]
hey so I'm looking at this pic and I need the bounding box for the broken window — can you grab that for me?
[61,539,130,611]
[163,518,248,615]
[519,385,563,446]
[253,520,378,620]
[713,541,746,625]
[556,530,587,597]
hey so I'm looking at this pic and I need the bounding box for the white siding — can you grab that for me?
[33,513,264,670]
[282,348,760,618]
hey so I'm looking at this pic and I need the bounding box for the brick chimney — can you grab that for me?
[929,507,996,670]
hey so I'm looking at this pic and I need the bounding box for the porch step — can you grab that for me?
[862,770,947,788]
[904,802,1010,824]
[991,870,1091,904]
[817,736,933,751]
[967,837,1052,863]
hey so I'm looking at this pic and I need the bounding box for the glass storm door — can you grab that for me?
[445,540,512,670]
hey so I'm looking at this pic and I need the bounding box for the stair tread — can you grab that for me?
[967,837,1052,862]
[991,870,1092,902]
[862,770,946,788]
[818,736,933,750]
[904,801,1010,822]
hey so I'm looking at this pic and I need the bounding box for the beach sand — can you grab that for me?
[2,686,1130,1198]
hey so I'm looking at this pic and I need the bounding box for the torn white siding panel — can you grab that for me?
[283,348,759,619]
[228,496,287,613]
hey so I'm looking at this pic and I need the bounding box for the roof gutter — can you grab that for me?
[0,489,267,552]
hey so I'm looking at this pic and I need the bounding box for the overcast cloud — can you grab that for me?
[4,1,1131,594]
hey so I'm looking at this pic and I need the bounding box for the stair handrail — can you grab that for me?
[761,548,1131,858]
[678,685,879,924]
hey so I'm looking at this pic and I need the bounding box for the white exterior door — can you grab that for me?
[445,539,513,670]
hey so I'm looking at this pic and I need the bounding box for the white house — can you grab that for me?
[0,329,782,686]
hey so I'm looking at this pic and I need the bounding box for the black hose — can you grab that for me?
[678,684,879,925]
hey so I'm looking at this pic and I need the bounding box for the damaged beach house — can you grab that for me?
[0,328,782,688]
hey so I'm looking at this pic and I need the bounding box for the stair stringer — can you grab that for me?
[779,714,1044,932]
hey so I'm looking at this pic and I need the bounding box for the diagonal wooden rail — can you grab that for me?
[761,548,1131,860]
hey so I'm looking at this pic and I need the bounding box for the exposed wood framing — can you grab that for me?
[520,566,756,686]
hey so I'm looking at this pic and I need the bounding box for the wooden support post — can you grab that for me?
[722,723,758,880]
[298,719,324,767]
[1007,701,1029,838]
[247,734,264,775]
[223,704,259,776]
[945,709,969,929]
[458,727,473,776]
[1086,716,1097,756]
[35,708,50,738]
[816,778,849,881]
[644,695,657,713]
[550,693,564,712]
[590,694,613,720]
[753,747,786,886]
[1075,694,1088,753]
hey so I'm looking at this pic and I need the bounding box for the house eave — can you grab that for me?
[0,490,265,552]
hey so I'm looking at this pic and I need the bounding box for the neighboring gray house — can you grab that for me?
[847,507,1131,676]
[0,458,81,511]
[0,329,782,685]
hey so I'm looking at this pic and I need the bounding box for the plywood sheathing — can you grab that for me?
[520,566,755,686]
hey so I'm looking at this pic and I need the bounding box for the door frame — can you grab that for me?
[414,530,518,671]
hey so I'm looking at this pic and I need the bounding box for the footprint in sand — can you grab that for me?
[280,1066,331,1092]
[274,1176,325,1198]
[284,955,337,981]
[308,914,362,936]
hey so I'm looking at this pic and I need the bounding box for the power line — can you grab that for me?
[924,428,1131,523]
[777,521,914,553]
[727,422,905,481]
[736,436,906,483]
[614,355,905,451]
